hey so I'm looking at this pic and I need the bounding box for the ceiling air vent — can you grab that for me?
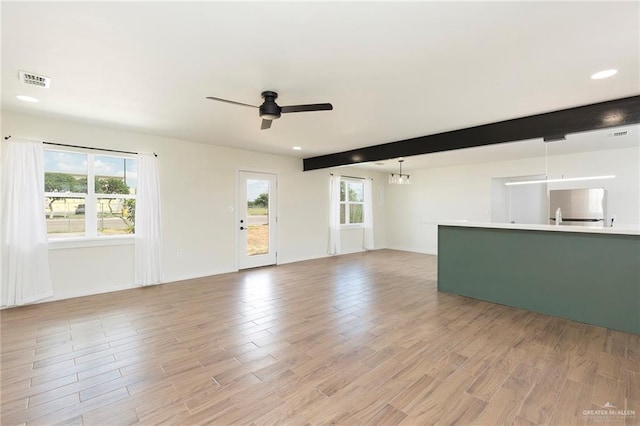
[611,130,628,137]
[18,70,51,89]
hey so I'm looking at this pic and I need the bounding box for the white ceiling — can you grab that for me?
[2,2,639,160]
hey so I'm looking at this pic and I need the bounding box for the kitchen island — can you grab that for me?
[438,223,640,334]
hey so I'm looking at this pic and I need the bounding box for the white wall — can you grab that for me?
[491,174,548,225]
[386,146,640,254]
[1,111,387,302]
[508,178,548,224]
[490,178,510,223]
[5,109,635,302]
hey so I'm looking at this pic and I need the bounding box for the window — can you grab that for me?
[340,178,364,225]
[44,149,137,239]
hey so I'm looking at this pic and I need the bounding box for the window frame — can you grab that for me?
[44,147,137,246]
[340,177,365,227]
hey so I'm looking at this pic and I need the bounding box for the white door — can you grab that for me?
[238,171,277,269]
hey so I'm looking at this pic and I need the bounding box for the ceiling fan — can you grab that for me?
[206,91,333,130]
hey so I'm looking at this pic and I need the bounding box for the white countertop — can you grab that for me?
[436,221,640,236]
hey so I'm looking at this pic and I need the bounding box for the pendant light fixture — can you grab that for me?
[505,175,615,186]
[389,159,411,184]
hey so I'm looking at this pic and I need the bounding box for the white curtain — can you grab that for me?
[135,153,163,286]
[328,174,341,255]
[1,138,54,306]
[363,178,374,250]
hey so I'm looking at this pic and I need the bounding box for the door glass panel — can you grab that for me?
[246,179,269,256]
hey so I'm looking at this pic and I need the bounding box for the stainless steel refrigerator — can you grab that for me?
[549,188,606,226]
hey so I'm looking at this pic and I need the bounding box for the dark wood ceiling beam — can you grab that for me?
[303,95,640,171]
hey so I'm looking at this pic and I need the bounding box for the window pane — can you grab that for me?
[125,159,138,192]
[44,151,87,174]
[95,156,137,194]
[348,182,364,202]
[45,197,85,237]
[97,198,134,235]
[349,203,363,224]
[340,204,346,224]
[44,151,87,238]
[44,172,87,193]
[44,151,88,193]
[95,177,131,195]
[340,181,346,202]
[43,151,138,239]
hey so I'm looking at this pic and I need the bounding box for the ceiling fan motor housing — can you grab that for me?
[260,91,281,120]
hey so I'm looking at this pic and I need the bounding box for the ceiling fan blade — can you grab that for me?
[206,96,258,108]
[280,103,333,113]
[261,119,272,130]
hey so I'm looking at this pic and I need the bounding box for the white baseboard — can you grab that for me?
[384,244,437,255]
[33,283,138,305]
[277,252,330,265]
[2,249,429,309]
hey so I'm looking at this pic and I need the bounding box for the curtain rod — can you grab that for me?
[330,173,372,180]
[3,135,157,157]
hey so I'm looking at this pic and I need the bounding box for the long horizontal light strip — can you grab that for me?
[505,175,615,186]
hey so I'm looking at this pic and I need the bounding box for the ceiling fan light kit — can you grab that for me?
[259,91,281,120]
[206,90,333,130]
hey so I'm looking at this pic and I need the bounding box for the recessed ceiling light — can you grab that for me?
[602,111,625,125]
[293,146,302,150]
[16,95,39,103]
[590,69,618,80]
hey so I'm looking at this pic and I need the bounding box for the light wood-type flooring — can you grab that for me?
[1,250,639,425]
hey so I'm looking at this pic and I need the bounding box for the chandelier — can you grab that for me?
[389,159,411,184]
